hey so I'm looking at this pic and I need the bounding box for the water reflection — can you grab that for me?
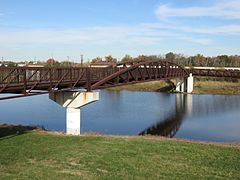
[0,91,240,142]
[139,94,187,137]
[139,93,240,142]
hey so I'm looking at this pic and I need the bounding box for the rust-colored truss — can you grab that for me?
[91,60,189,90]
[0,60,239,100]
[188,68,240,78]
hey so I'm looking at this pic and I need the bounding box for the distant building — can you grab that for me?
[90,61,116,68]
[18,63,27,67]
[27,64,44,68]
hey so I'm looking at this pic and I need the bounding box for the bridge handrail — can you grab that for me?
[91,60,189,90]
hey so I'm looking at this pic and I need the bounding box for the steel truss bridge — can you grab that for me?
[0,60,239,100]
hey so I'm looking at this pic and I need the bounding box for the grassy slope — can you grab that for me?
[107,81,171,92]
[0,132,240,179]
[194,80,240,95]
[107,79,240,95]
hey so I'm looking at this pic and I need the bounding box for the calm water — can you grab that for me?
[0,90,240,143]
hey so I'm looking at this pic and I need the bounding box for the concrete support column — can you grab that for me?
[187,73,194,93]
[176,78,182,92]
[66,108,80,135]
[49,91,99,135]
[180,80,185,93]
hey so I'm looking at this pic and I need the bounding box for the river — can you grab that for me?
[0,90,240,143]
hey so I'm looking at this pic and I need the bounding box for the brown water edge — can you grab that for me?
[1,124,239,148]
[0,124,62,139]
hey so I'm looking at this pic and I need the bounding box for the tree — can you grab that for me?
[217,55,231,67]
[105,55,117,63]
[175,54,187,66]
[91,57,103,63]
[5,61,17,67]
[60,61,73,67]
[121,54,133,63]
[137,55,149,62]
[229,55,240,67]
[165,52,175,63]
[194,54,205,66]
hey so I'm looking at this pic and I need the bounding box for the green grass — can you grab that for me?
[193,79,240,95]
[107,79,240,95]
[107,80,173,92]
[1,131,240,179]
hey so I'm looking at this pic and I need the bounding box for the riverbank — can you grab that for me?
[107,80,174,92]
[107,78,240,95]
[0,126,240,179]
[193,78,240,95]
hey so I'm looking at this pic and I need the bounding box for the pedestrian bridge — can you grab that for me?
[1,60,239,135]
[1,59,239,100]
[0,60,190,97]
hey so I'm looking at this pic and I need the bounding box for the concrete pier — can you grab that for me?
[176,78,185,93]
[175,73,194,93]
[49,91,99,135]
[176,78,182,92]
[187,73,193,93]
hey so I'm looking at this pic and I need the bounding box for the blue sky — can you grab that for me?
[0,0,240,61]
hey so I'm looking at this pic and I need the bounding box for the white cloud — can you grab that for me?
[0,25,211,47]
[179,36,213,45]
[155,0,240,19]
[143,23,240,35]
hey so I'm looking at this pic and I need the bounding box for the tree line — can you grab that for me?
[120,53,240,67]
[1,53,240,67]
[91,53,240,67]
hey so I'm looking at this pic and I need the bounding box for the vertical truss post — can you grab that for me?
[86,67,91,91]
[70,68,73,88]
[49,68,53,92]
[23,68,27,94]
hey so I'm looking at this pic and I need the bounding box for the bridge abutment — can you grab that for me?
[175,73,193,93]
[49,91,99,135]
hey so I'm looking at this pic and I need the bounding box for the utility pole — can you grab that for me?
[81,54,83,67]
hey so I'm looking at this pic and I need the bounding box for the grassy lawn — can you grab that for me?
[193,79,240,95]
[107,80,173,92]
[107,79,240,95]
[0,130,240,179]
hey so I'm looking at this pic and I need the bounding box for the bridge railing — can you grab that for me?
[187,68,240,78]
[0,67,84,83]
[0,67,119,93]
[1,63,239,95]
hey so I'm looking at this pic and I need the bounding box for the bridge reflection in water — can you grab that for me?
[139,93,240,138]
[139,94,192,137]
[0,90,240,141]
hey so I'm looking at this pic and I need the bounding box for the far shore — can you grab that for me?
[107,78,240,95]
